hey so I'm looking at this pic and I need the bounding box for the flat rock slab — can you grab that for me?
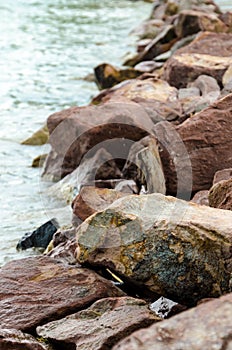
[0,328,52,350]
[163,32,232,88]
[0,256,124,332]
[37,297,160,350]
[112,292,232,350]
[77,193,232,305]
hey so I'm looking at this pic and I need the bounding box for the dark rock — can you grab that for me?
[209,178,232,211]
[191,190,209,206]
[154,93,232,195]
[77,193,232,306]
[0,328,53,350]
[16,219,59,250]
[149,296,187,319]
[43,101,154,180]
[72,186,129,222]
[163,32,232,88]
[112,292,232,350]
[213,168,232,184]
[122,135,166,194]
[32,154,48,168]
[0,256,125,332]
[94,63,141,90]
[37,297,160,350]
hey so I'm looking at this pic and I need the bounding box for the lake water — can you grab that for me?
[0,0,231,266]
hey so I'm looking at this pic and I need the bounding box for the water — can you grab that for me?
[0,0,231,266]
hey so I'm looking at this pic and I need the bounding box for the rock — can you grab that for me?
[0,328,53,350]
[175,10,228,38]
[43,101,154,180]
[112,292,232,350]
[0,256,124,332]
[16,218,59,250]
[46,148,122,203]
[37,297,160,350]
[94,63,141,89]
[122,136,166,194]
[213,168,232,184]
[72,186,129,222]
[222,64,232,86]
[154,93,232,195]
[114,179,138,194]
[208,178,232,211]
[163,32,232,88]
[92,78,182,124]
[32,154,48,168]
[124,25,178,66]
[191,190,209,206]
[47,238,78,265]
[134,60,162,73]
[149,296,187,319]
[21,125,49,145]
[77,193,232,306]
[131,19,164,40]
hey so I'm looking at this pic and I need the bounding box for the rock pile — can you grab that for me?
[5,0,232,348]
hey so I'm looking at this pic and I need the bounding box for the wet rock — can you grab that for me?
[191,190,209,206]
[122,136,166,194]
[43,101,154,180]
[213,168,232,184]
[94,63,141,89]
[0,256,124,332]
[37,297,160,350]
[47,148,122,203]
[209,178,232,211]
[112,292,232,350]
[72,186,129,222]
[16,218,59,250]
[154,93,232,195]
[149,296,187,319]
[32,154,48,168]
[163,32,232,88]
[77,193,232,306]
[21,125,49,145]
[0,328,53,350]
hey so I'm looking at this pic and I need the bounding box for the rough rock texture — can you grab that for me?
[0,328,53,350]
[213,168,232,184]
[209,178,232,210]
[154,93,232,195]
[112,292,232,350]
[43,101,154,180]
[122,136,166,194]
[37,297,160,350]
[77,193,232,305]
[0,256,124,332]
[72,186,129,222]
[163,32,232,88]
[191,190,209,206]
[16,219,59,250]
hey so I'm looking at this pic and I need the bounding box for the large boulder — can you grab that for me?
[112,292,232,350]
[77,193,232,306]
[0,256,124,332]
[42,101,154,180]
[163,32,232,88]
[209,178,232,211]
[37,297,160,350]
[154,93,232,195]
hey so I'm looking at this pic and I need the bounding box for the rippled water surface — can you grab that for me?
[0,0,231,266]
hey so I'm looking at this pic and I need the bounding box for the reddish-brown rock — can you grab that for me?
[43,100,154,180]
[213,168,232,184]
[0,328,53,350]
[112,293,232,350]
[209,178,232,210]
[0,256,124,332]
[72,186,129,222]
[37,297,160,350]
[191,190,209,206]
[154,93,232,195]
[163,32,232,88]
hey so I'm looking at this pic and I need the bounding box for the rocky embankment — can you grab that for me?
[2,0,232,349]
